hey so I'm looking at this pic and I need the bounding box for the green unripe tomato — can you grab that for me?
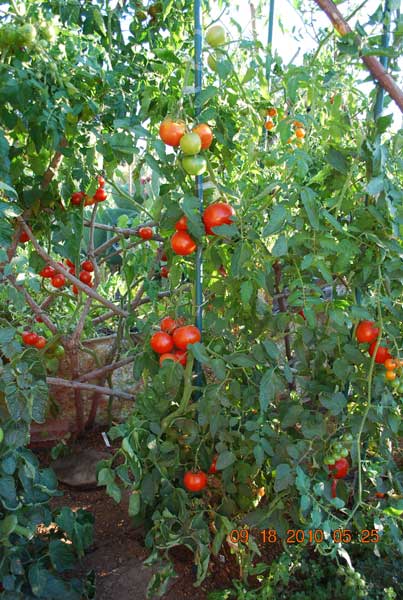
[148,2,162,17]
[17,24,37,46]
[332,442,344,453]
[180,132,202,155]
[324,455,334,465]
[0,24,17,48]
[182,155,207,176]
[136,10,147,21]
[0,427,3,444]
[391,377,400,388]
[397,382,403,394]
[340,447,349,458]
[53,345,65,358]
[343,433,353,442]
[207,53,217,71]
[205,25,226,48]
[41,24,58,43]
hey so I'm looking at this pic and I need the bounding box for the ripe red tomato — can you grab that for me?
[267,107,277,117]
[328,457,349,479]
[138,227,153,240]
[209,455,218,474]
[40,265,56,278]
[22,331,39,345]
[159,353,178,366]
[171,231,196,256]
[172,325,201,350]
[202,202,235,235]
[79,270,92,284]
[68,267,76,275]
[183,471,208,492]
[356,320,379,344]
[174,350,187,366]
[81,260,94,272]
[98,176,105,187]
[368,342,391,364]
[150,331,174,354]
[161,266,169,278]
[34,336,46,349]
[175,215,188,231]
[94,187,107,202]
[65,259,75,268]
[35,315,43,323]
[84,195,95,206]
[159,118,186,146]
[51,274,66,288]
[72,285,79,295]
[71,192,85,205]
[160,252,168,261]
[192,123,213,150]
[19,231,30,243]
[160,317,177,333]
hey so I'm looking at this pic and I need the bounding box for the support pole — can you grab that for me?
[374,0,392,119]
[194,0,204,392]
[266,0,275,88]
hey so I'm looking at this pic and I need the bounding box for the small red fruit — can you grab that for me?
[34,336,46,349]
[22,331,39,345]
[40,266,56,278]
[51,274,66,288]
[19,231,30,243]
[159,118,186,147]
[328,457,349,479]
[159,353,178,366]
[160,252,168,261]
[172,325,201,350]
[79,270,92,284]
[356,320,379,344]
[160,317,177,334]
[98,176,105,187]
[368,342,391,364]
[161,266,169,278]
[138,227,153,240]
[175,215,188,231]
[331,479,338,498]
[84,195,95,206]
[94,188,107,202]
[150,331,174,354]
[203,202,235,235]
[192,123,213,150]
[209,455,218,474]
[81,260,94,272]
[65,259,75,268]
[35,315,43,323]
[174,350,187,366]
[171,231,196,256]
[71,192,85,205]
[72,285,79,295]
[183,471,208,492]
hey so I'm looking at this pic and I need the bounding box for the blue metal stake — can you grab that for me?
[374,0,392,119]
[194,0,203,393]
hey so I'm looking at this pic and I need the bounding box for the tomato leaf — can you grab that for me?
[216,451,236,470]
[274,464,294,492]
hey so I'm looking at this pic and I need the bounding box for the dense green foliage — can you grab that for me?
[1,0,403,597]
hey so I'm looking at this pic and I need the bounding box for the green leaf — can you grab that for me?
[240,280,253,304]
[366,176,384,195]
[271,234,288,257]
[301,187,319,229]
[216,451,236,470]
[319,392,347,416]
[224,353,255,367]
[128,491,141,517]
[190,342,210,364]
[259,368,282,413]
[49,540,77,572]
[263,204,287,236]
[324,148,349,174]
[274,464,294,492]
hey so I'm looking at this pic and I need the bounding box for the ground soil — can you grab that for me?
[34,428,282,600]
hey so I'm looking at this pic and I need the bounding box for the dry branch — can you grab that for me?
[78,356,135,382]
[47,377,134,400]
[314,0,403,112]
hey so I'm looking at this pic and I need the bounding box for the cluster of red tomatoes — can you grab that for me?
[170,202,235,256]
[39,258,94,293]
[70,176,107,206]
[21,330,46,349]
[159,118,213,176]
[150,317,201,366]
[355,320,392,364]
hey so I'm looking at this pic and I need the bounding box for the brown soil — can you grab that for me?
[35,428,282,600]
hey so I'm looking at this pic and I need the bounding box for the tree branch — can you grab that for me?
[7,274,58,334]
[78,356,135,382]
[47,377,135,400]
[41,137,68,190]
[313,0,403,112]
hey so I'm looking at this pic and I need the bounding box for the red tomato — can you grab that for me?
[150,331,174,354]
[331,479,338,498]
[22,331,39,345]
[98,176,105,187]
[19,231,30,243]
[183,471,208,492]
[209,455,218,474]
[202,202,235,235]
[160,252,168,261]
[35,315,43,323]
[79,270,92,284]
[159,353,178,366]
[71,192,85,205]
[34,336,46,349]
[171,231,196,256]
[161,266,169,278]
[174,350,187,366]
[51,274,66,288]
[40,265,56,278]
[94,188,107,202]
[84,195,95,206]
[159,118,186,146]
[172,325,201,350]
[356,320,379,344]
[192,123,213,150]
[72,285,79,295]
[138,227,153,240]
[368,341,391,364]
[328,457,349,479]
[68,267,76,275]
[81,260,94,272]
[175,215,188,231]
[160,317,177,333]
[65,259,75,268]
